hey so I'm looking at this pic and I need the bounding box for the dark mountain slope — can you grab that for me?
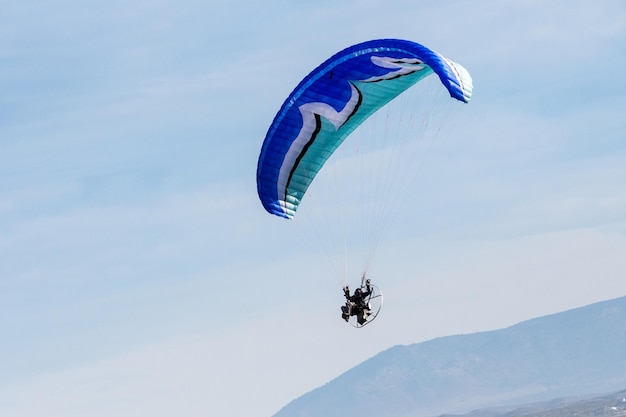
[446,388,626,417]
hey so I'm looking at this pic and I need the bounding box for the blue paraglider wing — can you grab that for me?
[256,39,472,219]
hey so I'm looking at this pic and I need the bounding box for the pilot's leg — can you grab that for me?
[341,304,350,321]
[357,309,366,325]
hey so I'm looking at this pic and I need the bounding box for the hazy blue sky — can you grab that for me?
[2,1,625,416]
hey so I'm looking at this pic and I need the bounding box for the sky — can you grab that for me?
[1,0,626,416]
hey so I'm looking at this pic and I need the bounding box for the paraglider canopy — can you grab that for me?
[256,38,473,219]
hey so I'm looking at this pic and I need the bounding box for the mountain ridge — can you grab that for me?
[273,295,626,417]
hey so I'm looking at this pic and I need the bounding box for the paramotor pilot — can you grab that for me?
[341,279,372,325]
